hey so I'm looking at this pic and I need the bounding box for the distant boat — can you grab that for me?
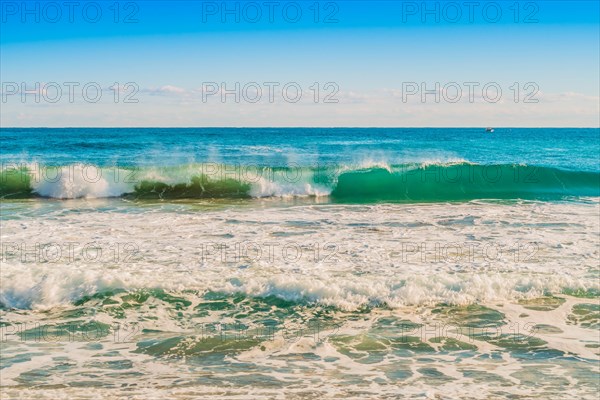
[485,127,494,133]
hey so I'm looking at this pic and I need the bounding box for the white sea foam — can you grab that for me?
[2,201,598,310]
[2,200,599,398]
[30,163,134,199]
[248,176,331,198]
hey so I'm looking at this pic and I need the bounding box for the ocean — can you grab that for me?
[1,128,599,399]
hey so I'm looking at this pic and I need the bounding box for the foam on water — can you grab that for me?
[1,200,599,398]
[1,201,598,310]
[31,164,135,199]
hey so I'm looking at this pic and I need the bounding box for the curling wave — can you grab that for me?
[1,162,598,202]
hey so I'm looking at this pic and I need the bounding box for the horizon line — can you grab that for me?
[2,126,599,129]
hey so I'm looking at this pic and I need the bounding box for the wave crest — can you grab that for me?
[1,162,598,201]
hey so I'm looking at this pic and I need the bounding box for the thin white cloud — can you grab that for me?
[141,85,188,96]
[2,86,599,127]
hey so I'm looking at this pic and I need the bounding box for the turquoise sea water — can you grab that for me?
[2,128,599,170]
[1,128,599,202]
[1,128,599,399]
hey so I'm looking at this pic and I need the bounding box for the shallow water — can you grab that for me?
[1,199,599,399]
[1,128,599,398]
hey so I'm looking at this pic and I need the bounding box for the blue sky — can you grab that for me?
[1,1,599,127]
